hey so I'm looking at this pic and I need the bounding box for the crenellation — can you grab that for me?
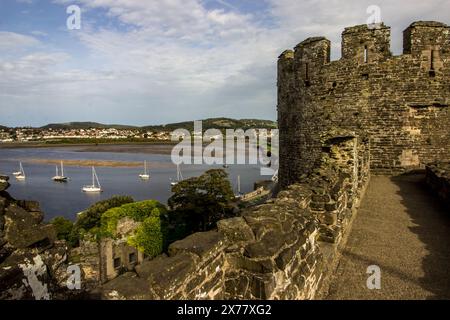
[403,21,450,56]
[341,23,391,63]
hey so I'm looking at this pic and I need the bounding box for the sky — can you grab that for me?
[0,0,449,127]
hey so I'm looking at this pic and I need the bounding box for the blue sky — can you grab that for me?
[1,0,449,127]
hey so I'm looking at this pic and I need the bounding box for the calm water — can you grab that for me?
[0,146,266,221]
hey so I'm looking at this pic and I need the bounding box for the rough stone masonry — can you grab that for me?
[2,21,448,301]
[278,21,450,187]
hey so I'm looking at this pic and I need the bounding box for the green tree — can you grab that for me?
[168,169,235,234]
[127,215,165,258]
[99,200,168,258]
[50,217,74,242]
[70,195,134,246]
[100,200,167,237]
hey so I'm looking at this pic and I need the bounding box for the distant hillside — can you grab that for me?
[40,118,277,131]
[142,118,277,132]
[41,122,138,130]
[0,125,8,130]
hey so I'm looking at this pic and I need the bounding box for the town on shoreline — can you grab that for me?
[0,118,277,146]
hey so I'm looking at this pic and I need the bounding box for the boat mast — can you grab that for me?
[56,165,59,176]
[144,161,147,175]
[61,161,64,177]
[20,162,25,176]
[238,175,241,194]
[94,167,101,188]
[177,164,183,181]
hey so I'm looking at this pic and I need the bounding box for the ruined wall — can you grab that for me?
[426,162,450,207]
[96,132,370,300]
[0,176,81,300]
[99,238,144,283]
[278,21,450,187]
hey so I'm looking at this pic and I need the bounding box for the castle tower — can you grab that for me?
[278,38,331,186]
[278,21,450,188]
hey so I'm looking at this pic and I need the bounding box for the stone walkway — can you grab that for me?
[325,174,450,300]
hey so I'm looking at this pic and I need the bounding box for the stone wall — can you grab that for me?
[0,175,81,300]
[426,162,450,207]
[96,132,370,300]
[278,21,450,187]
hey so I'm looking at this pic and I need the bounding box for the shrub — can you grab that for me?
[100,200,167,237]
[50,216,74,242]
[70,195,134,246]
[99,200,168,257]
[75,195,134,231]
[127,216,165,258]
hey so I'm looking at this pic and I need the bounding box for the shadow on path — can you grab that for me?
[392,173,450,299]
[325,174,450,300]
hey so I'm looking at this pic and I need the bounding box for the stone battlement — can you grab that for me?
[94,130,370,300]
[278,21,450,187]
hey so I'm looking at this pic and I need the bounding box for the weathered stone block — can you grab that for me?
[168,231,223,258]
[243,230,286,259]
[98,272,156,300]
[17,200,41,213]
[227,254,276,274]
[139,252,198,299]
[250,274,276,300]
[225,275,250,299]
[319,212,338,225]
[0,175,9,193]
[217,217,255,243]
[4,205,56,249]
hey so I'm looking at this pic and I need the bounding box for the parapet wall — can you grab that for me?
[278,21,450,187]
[426,162,450,208]
[96,131,370,300]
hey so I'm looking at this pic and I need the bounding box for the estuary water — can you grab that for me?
[0,145,266,221]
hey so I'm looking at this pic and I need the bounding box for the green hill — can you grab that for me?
[41,122,138,130]
[39,118,277,131]
[142,118,277,132]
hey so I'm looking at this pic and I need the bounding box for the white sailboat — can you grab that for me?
[82,166,102,193]
[52,161,68,182]
[13,162,23,176]
[171,164,183,186]
[139,161,150,180]
[15,162,26,180]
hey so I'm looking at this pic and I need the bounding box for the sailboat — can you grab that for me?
[171,164,183,186]
[139,161,150,180]
[13,162,23,176]
[82,166,102,193]
[15,162,26,181]
[52,161,68,182]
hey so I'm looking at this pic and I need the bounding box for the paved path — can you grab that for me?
[325,175,450,300]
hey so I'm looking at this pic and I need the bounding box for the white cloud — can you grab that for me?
[2,0,450,126]
[31,31,49,37]
[0,32,40,51]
